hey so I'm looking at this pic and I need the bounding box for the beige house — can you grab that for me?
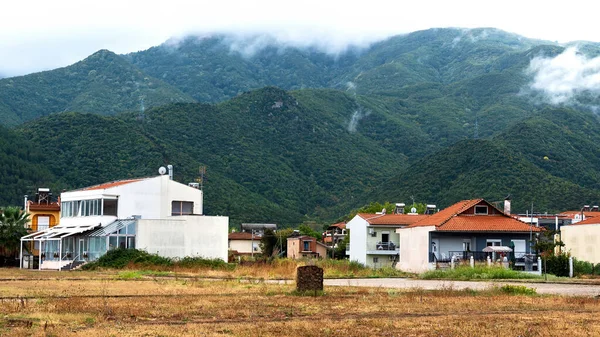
[228,232,262,255]
[287,235,328,259]
[561,217,600,264]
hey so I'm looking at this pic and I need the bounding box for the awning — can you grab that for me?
[482,246,513,253]
[86,219,136,236]
[21,223,101,241]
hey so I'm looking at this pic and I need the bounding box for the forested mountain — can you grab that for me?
[16,87,405,225]
[0,126,57,206]
[0,50,195,126]
[1,27,600,224]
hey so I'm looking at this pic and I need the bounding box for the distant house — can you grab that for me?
[287,235,328,259]
[240,223,277,236]
[558,206,600,224]
[25,188,61,231]
[346,212,429,268]
[323,222,346,248]
[396,199,543,273]
[561,217,600,264]
[20,169,229,270]
[228,232,262,256]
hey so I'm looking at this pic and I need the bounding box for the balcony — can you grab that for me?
[367,242,399,255]
[28,202,60,212]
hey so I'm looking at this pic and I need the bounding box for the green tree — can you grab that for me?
[298,224,322,240]
[334,231,349,259]
[274,228,295,256]
[0,206,30,264]
[259,229,278,258]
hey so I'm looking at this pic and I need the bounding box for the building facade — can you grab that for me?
[21,173,228,270]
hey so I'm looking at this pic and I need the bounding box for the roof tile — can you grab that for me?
[358,213,430,226]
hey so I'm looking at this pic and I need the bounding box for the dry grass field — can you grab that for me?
[1,269,600,336]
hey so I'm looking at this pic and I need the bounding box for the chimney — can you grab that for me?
[167,165,173,181]
[394,203,405,214]
[584,205,591,212]
[593,206,599,212]
[425,204,436,215]
[24,195,28,212]
[504,195,511,215]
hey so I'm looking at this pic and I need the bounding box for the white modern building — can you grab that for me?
[20,169,228,270]
[346,212,429,268]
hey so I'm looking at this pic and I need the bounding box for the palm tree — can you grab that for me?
[0,206,30,262]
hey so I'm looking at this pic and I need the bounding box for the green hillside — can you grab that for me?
[0,50,195,126]
[2,27,600,222]
[375,139,600,213]
[0,125,57,206]
[15,87,405,225]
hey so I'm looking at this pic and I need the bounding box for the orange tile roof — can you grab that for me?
[358,213,430,226]
[558,211,600,219]
[439,215,543,232]
[408,199,484,228]
[568,217,600,226]
[228,232,262,240]
[80,178,147,191]
[328,222,346,229]
[407,199,542,233]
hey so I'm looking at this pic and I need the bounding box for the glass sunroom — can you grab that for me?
[20,219,137,270]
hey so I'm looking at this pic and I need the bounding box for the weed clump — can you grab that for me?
[495,284,537,296]
[420,266,541,280]
[81,249,233,271]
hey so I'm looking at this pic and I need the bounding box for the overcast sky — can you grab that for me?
[1,0,599,77]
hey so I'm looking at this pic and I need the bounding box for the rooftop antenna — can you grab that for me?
[195,166,207,191]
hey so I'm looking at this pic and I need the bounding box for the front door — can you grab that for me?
[78,239,85,261]
[431,238,440,260]
[486,239,502,261]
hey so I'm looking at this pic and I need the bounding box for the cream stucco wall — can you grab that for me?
[397,226,435,273]
[229,239,260,254]
[346,215,368,265]
[561,224,600,264]
[136,215,228,261]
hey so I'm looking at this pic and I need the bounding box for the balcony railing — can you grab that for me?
[435,251,537,263]
[28,203,60,211]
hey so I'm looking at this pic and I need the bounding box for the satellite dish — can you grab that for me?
[158,166,167,175]
[411,207,417,213]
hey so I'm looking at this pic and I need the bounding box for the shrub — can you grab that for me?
[175,256,235,270]
[544,253,569,277]
[420,266,540,280]
[496,285,537,296]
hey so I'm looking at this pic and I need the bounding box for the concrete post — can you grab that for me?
[487,256,491,267]
[19,240,23,269]
[58,239,62,272]
[537,257,542,276]
[470,256,474,268]
[451,255,455,269]
[569,256,574,278]
[39,240,42,270]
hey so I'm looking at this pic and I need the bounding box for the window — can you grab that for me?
[474,205,488,215]
[462,241,471,252]
[373,257,379,263]
[37,216,50,231]
[61,199,103,217]
[103,199,118,216]
[172,201,194,216]
[303,241,311,251]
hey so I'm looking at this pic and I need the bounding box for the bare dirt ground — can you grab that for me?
[2,270,600,336]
